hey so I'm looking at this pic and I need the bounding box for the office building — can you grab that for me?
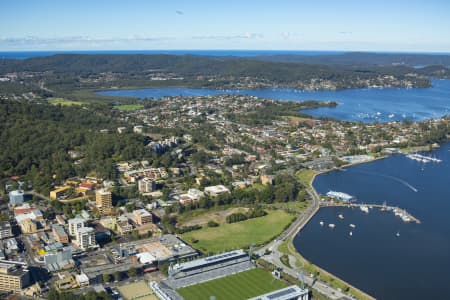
[68,218,85,236]
[95,189,113,215]
[0,222,13,240]
[8,190,24,206]
[133,209,153,225]
[0,260,30,293]
[52,224,69,244]
[75,227,96,250]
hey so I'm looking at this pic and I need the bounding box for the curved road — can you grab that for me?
[256,188,368,300]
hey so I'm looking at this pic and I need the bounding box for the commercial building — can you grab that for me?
[248,285,309,300]
[138,178,156,193]
[0,222,13,240]
[204,185,230,197]
[49,186,71,200]
[133,209,153,225]
[178,188,204,205]
[52,224,69,244]
[0,260,30,293]
[68,217,85,236]
[43,247,74,272]
[95,189,113,215]
[116,216,133,235]
[15,206,44,234]
[8,190,24,206]
[75,227,96,250]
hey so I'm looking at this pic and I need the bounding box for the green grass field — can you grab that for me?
[182,210,295,253]
[177,268,287,300]
[48,97,85,106]
[115,104,144,111]
[296,169,319,187]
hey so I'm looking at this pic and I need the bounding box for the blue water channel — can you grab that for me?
[97,79,450,123]
[294,143,450,299]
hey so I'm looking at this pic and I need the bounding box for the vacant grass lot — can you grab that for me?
[177,268,287,300]
[182,210,295,253]
[115,104,144,111]
[48,97,84,106]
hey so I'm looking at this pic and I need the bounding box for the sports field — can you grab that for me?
[117,281,157,300]
[177,268,287,300]
[182,210,295,253]
[115,104,145,111]
[48,97,85,106]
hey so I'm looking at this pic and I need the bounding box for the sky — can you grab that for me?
[1,0,450,52]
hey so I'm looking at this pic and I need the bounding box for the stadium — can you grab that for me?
[149,249,309,300]
[166,249,253,288]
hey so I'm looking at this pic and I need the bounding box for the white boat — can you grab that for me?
[349,231,353,236]
[338,214,344,219]
[349,224,356,228]
[319,221,324,226]
[328,224,335,229]
[396,232,400,237]
[360,205,369,213]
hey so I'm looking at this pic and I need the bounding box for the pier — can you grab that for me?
[322,202,421,224]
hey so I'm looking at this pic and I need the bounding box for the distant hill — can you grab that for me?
[251,52,450,67]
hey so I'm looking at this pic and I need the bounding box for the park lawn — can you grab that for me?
[48,97,85,106]
[115,104,144,111]
[177,268,287,300]
[182,210,295,253]
[283,115,311,122]
[296,169,319,187]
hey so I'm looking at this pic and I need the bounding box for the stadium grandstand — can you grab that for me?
[248,285,310,300]
[165,249,253,289]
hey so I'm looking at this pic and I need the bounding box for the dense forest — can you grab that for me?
[251,52,450,68]
[0,54,436,91]
[0,100,149,194]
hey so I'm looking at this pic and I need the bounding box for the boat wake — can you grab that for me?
[354,170,418,192]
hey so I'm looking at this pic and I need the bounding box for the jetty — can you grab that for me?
[322,202,421,224]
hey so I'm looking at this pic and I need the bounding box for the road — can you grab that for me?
[255,188,364,300]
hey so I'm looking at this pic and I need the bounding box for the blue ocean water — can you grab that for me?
[0,50,344,60]
[98,79,450,123]
[294,143,450,300]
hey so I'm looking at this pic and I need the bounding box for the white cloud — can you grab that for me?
[0,35,171,49]
[192,33,264,40]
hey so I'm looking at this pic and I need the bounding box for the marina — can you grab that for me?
[295,143,450,299]
[323,202,421,224]
[405,153,442,163]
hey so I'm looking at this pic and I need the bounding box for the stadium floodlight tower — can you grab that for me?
[249,243,255,261]
[168,261,174,279]
[297,270,305,289]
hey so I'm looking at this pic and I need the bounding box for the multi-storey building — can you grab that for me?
[0,260,30,293]
[75,227,96,250]
[0,222,13,240]
[68,218,85,236]
[95,189,113,215]
[133,209,153,225]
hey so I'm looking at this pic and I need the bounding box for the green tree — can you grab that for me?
[127,266,137,278]
[102,273,111,283]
